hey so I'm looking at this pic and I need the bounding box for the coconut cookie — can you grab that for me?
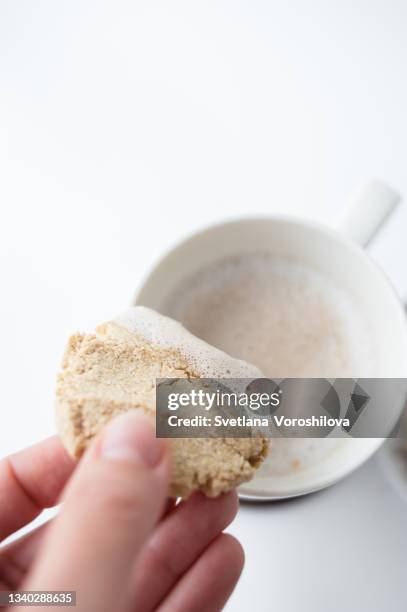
[56,306,268,498]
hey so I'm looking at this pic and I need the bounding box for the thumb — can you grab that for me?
[24,412,170,612]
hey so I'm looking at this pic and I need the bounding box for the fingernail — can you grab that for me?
[101,412,165,467]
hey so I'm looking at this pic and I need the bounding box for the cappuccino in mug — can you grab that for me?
[162,253,374,476]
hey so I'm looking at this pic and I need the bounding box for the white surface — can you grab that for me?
[1,2,407,611]
[233,450,407,612]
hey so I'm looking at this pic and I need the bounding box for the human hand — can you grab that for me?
[0,413,244,611]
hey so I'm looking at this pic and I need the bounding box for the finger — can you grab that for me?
[0,522,50,589]
[0,436,75,541]
[161,498,177,519]
[130,491,238,612]
[157,533,244,612]
[23,413,170,612]
[0,475,175,592]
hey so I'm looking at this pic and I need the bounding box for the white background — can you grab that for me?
[1,2,407,610]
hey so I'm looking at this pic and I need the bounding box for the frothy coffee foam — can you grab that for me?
[114,305,263,379]
[162,254,374,477]
[163,254,373,378]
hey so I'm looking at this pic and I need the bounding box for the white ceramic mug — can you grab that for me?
[134,179,407,500]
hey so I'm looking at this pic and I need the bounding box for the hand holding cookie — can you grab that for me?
[0,413,244,612]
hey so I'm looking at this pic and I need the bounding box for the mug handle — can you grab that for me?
[337,178,401,247]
